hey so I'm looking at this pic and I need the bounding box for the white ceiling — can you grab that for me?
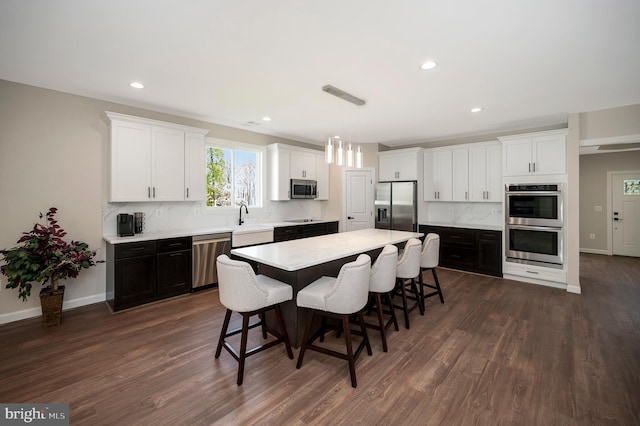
[1,0,639,147]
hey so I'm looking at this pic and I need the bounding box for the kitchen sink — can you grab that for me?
[232,224,274,248]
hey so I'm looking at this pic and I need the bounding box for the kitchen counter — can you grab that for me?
[103,219,339,244]
[422,222,503,231]
[232,228,422,271]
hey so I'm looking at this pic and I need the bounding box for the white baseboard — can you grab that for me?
[567,284,582,294]
[0,293,106,325]
[580,247,610,255]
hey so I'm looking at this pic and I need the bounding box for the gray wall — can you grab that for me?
[580,104,640,139]
[579,151,640,251]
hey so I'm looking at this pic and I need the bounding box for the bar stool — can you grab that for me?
[296,254,372,388]
[215,254,294,386]
[394,238,424,329]
[418,233,445,311]
[367,245,399,352]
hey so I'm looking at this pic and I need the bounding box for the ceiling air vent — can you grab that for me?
[322,85,366,106]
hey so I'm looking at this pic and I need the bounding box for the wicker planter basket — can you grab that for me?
[39,285,65,328]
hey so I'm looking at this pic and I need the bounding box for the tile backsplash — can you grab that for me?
[103,200,323,236]
[425,202,503,227]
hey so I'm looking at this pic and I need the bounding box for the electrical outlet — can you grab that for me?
[155,208,163,218]
[589,234,596,240]
[595,205,602,212]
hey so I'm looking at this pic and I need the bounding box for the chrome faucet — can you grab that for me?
[239,203,249,225]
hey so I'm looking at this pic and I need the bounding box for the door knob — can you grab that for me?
[348,216,354,220]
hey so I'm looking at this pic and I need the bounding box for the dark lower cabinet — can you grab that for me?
[107,237,192,312]
[274,221,339,242]
[419,225,502,277]
[157,238,192,298]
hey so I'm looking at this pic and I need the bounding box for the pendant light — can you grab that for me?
[325,137,334,164]
[355,145,363,168]
[346,143,354,167]
[336,139,344,166]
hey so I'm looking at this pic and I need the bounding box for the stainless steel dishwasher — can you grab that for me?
[192,232,231,290]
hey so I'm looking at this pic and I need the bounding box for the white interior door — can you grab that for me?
[345,169,374,232]
[612,172,640,257]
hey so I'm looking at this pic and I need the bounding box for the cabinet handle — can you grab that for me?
[169,252,182,257]
[526,270,539,274]
[130,247,146,251]
[186,188,189,198]
[148,187,151,198]
[465,191,468,200]
[528,163,531,173]
[153,187,156,198]
[533,162,536,172]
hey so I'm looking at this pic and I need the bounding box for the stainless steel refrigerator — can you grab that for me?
[374,181,418,232]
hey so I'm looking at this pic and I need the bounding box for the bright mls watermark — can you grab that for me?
[1,404,69,425]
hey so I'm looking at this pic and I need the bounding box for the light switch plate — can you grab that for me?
[595,205,602,212]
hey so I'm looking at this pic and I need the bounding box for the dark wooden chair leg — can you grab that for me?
[411,278,424,315]
[358,311,372,356]
[319,315,328,342]
[418,268,426,313]
[342,316,357,388]
[259,312,268,339]
[237,313,251,386]
[385,292,399,331]
[433,268,444,303]
[275,305,294,359]
[398,278,410,329]
[297,310,315,369]
[215,309,232,358]
[374,293,388,352]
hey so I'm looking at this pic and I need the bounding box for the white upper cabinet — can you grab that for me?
[468,143,502,201]
[452,148,469,201]
[424,142,501,202]
[500,129,567,177]
[424,149,452,201]
[315,154,329,200]
[290,150,317,180]
[378,148,421,181]
[378,148,422,182]
[267,143,328,201]
[184,132,206,201]
[106,112,208,202]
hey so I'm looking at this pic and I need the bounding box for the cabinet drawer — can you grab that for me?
[115,241,156,259]
[157,237,192,253]
[441,246,476,269]
[441,228,475,246]
[478,231,501,241]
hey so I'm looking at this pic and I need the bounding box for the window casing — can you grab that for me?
[204,140,263,208]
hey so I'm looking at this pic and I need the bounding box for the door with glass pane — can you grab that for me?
[612,172,640,257]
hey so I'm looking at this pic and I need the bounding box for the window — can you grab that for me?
[623,179,640,195]
[205,141,262,208]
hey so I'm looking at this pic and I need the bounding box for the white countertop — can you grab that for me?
[422,222,503,231]
[103,219,339,244]
[231,228,423,271]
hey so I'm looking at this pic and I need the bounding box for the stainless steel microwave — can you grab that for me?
[290,179,317,199]
[505,183,563,227]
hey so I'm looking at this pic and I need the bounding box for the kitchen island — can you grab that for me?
[231,228,422,347]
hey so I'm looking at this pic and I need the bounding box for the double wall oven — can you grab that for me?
[505,183,564,268]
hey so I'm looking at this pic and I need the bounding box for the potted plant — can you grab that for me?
[0,207,100,327]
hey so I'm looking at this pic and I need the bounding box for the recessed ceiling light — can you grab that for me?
[471,107,483,113]
[262,116,272,122]
[420,61,437,70]
[129,82,144,89]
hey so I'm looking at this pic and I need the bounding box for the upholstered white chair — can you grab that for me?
[418,233,444,311]
[215,254,293,386]
[296,254,372,388]
[367,245,399,352]
[394,238,424,329]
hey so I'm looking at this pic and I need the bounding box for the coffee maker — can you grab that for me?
[117,214,134,237]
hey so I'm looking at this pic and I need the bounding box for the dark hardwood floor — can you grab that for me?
[1,253,639,425]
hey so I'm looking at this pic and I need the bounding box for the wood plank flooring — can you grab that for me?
[1,253,639,425]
